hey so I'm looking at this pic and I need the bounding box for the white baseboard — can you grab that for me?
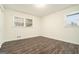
[42,35,79,45]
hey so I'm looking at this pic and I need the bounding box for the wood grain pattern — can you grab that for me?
[1,36,79,54]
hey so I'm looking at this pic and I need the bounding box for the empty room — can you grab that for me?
[0,4,79,54]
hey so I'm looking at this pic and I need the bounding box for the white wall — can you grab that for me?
[4,9,40,42]
[41,5,79,45]
[0,5,4,47]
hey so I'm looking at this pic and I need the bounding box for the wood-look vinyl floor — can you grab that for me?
[1,36,79,54]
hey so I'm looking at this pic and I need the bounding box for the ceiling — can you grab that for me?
[3,4,74,17]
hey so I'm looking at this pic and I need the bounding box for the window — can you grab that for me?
[25,19,32,27]
[66,12,79,26]
[14,16,24,27]
[14,16,32,27]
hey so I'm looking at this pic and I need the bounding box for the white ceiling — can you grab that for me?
[3,4,74,17]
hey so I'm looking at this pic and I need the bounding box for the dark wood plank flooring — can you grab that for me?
[1,36,79,54]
